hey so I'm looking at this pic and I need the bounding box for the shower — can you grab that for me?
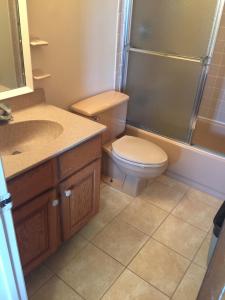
[122,0,225,155]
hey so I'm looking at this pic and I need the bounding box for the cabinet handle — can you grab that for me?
[64,190,72,197]
[52,199,59,207]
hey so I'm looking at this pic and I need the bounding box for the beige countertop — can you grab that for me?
[1,103,106,180]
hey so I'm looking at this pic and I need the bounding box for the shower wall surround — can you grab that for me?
[200,8,225,124]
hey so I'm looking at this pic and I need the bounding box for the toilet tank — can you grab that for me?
[70,91,129,144]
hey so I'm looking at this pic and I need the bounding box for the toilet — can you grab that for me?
[70,91,168,196]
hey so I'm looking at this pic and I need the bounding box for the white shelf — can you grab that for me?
[30,38,48,47]
[33,69,51,80]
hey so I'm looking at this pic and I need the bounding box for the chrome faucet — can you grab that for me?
[0,103,13,122]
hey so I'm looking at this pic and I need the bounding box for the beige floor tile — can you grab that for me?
[172,196,217,231]
[172,264,206,300]
[194,230,212,268]
[129,239,190,297]
[102,269,169,300]
[156,175,189,194]
[80,186,133,240]
[26,265,53,297]
[140,182,184,212]
[93,219,148,265]
[57,243,124,300]
[30,276,82,300]
[101,182,107,190]
[153,215,206,259]
[45,234,88,272]
[186,188,222,209]
[118,198,168,235]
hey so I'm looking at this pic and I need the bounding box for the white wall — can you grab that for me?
[27,0,119,108]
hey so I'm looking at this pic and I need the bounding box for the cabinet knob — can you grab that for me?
[52,199,59,207]
[64,190,72,197]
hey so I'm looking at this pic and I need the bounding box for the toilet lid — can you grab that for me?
[112,136,168,166]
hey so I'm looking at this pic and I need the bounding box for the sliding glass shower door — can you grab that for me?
[124,0,221,142]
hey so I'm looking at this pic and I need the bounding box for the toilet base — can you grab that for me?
[102,152,149,197]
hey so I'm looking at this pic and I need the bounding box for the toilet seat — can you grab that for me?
[112,135,168,168]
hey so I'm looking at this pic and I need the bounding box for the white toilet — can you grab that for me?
[71,91,168,196]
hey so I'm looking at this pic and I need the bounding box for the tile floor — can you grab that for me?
[26,175,222,300]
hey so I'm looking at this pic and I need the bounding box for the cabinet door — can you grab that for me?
[13,190,60,275]
[60,159,101,240]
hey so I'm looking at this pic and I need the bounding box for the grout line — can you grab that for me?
[88,240,128,266]
[192,230,211,268]
[80,193,135,242]
[55,273,86,300]
[169,232,209,299]
[128,268,171,299]
[46,239,90,274]
[99,267,126,299]
[26,271,54,299]
[116,209,169,237]
[150,237,192,262]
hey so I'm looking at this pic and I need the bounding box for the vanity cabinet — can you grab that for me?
[8,135,102,275]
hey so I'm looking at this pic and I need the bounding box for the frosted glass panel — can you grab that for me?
[130,0,218,57]
[126,52,202,141]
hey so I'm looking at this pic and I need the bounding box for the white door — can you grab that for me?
[0,159,27,300]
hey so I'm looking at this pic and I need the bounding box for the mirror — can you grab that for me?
[0,0,33,100]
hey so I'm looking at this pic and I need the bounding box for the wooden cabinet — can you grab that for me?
[58,135,101,180]
[60,159,101,240]
[8,135,102,274]
[13,190,60,275]
[8,159,57,209]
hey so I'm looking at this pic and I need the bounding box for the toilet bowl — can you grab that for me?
[70,90,168,196]
[103,135,168,196]
[111,135,168,178]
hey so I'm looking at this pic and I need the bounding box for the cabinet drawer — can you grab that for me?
[58,135,101,180]
[8,159,57,208]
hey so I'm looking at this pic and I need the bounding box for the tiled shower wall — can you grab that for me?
[116,2,225,124]
[199,8,225,124]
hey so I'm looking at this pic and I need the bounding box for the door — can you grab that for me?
[13,189,60,275]
[60,159,101,240]
[0,159,27,300]
[125,0,222,142]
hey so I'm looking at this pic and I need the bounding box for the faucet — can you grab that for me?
[0,103,13,123]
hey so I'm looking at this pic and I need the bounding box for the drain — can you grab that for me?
[11,150,22,155]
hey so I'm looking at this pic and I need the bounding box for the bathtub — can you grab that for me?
[126,124,225,199]
[192,116,225,154]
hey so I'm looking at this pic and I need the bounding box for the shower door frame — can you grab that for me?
[121,0,225,144]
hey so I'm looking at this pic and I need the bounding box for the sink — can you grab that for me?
[0,120,64,156]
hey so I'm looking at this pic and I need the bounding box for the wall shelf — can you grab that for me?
[30,38,48,47]
[33,69,51,80]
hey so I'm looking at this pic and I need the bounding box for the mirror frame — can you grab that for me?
[0,0,33,100]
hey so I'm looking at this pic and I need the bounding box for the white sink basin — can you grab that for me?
[0,120,63,156]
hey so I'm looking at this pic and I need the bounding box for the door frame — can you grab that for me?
[121,0,225,144]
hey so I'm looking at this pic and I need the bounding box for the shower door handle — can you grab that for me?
[129,47,202,64]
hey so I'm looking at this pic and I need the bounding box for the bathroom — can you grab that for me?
[0,0,225,299]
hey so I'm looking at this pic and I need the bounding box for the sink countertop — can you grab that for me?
[1,103,106,180]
